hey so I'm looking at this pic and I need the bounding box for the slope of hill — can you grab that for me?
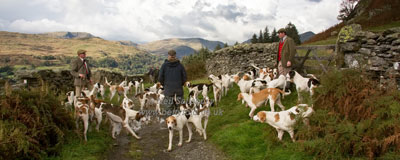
[138,38,224,58]
[0,31,143,58]
[0,31,163,75]
[304,0,400,44]
[299,31,315,43]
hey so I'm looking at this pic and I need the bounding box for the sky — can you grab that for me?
[0,0,341,44]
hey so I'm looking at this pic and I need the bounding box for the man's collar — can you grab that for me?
[282,35,287,42]
[80,58,85,61]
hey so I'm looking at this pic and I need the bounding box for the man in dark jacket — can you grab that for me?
[158,50,187,118]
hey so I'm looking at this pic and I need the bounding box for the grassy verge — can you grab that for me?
[46,126,113,160]
[206,83,313,160]
[46,87,138,160]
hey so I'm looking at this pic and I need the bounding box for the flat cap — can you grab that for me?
[278,28,286,33]
[77,49,87,55]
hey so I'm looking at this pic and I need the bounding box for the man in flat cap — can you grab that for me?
[276,28,296,77]
[158,50,187,122]
[70,49,92,98]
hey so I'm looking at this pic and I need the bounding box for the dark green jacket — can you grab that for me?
[70,57,91,86]
[277,36,297,68]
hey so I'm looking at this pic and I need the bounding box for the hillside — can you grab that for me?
[0,31,163,75]
[138,38,224,58]
[304,0,400,44]
[0,31,143,58]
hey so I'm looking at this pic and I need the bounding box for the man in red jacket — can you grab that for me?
[276,28,296,77]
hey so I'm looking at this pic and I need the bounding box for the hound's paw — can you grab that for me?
[167,148,172,152]
[178,143,182,147]
[136,136,142,140]
[185,140,191,143]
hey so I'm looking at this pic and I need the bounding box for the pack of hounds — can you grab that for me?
[63,64,321,151]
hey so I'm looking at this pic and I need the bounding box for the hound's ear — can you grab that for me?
[173,119,177,126]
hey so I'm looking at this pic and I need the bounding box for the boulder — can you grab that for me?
[341,42,361,52]
[358,48,371,55]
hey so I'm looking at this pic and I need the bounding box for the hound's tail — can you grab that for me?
[104,77,112,86]
[251,63,260,70]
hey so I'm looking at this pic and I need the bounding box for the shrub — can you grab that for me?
[0,81,75,159]
[295,69,400,159]
[182,47,211,80]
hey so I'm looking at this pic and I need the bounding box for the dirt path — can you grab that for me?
[105,100,229,160]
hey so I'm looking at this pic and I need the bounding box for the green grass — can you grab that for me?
[302,37,337,45]
[205,83,313,160]
[366,20,400,32]
[46,125,113,160]
[36,64,70,71]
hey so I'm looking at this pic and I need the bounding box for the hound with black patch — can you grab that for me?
[253,104,314,142]
[237,88,288,118]
[134,78,144,95]
[286,70,320,102]
[185,82,211,100]
[249,79,268,94]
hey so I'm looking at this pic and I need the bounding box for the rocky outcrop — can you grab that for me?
[205,43,278,76]
[336,24,400,88]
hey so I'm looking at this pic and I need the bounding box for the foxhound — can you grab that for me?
[237,88,288,118]
[253,104,314,142]
[286,70,321,102]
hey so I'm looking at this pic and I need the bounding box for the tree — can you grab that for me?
[285,22,301,45]
[263,26,271,43]
[258,30,264,43]
[234,41,239,45]
[251,33,258,44]
[337,0,359,22]
[271,28,279,42]
[223,43,228,48]
[214,44,222,51]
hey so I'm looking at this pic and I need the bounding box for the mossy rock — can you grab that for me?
[337,24,362,43]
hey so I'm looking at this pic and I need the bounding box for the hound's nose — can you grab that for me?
[168,127,172,130]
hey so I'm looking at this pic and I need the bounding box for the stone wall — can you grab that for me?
[16,69,145,93]
[205,43,278,76]
[336,24,400,87]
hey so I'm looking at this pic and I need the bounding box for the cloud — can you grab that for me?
[308,0,323,2]
[0,0,341,44]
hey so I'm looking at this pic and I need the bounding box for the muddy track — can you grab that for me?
[105,99,229,160]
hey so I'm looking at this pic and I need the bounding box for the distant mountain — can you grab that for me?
[138,38,224,58]
[118,40,138,47]
[299,31,315,43]
[242,39,251,44]
[40,31,96,39]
